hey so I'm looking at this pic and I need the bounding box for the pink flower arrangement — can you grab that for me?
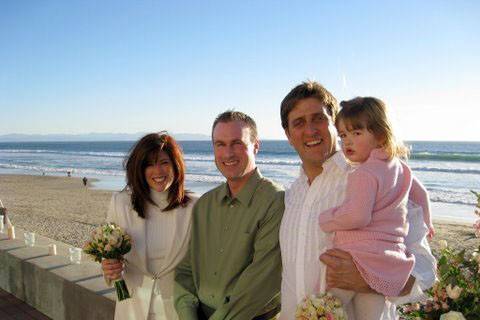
[399,191,480,319]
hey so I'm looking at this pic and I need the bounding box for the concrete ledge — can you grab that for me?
[0,228,115,320]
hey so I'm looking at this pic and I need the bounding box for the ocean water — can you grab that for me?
[1,140,479,222]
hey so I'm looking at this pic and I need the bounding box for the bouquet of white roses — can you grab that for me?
[296,293,348,320]
[84,222,132,301]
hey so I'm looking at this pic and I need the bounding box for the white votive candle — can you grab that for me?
[48,244,57,255]
[8,226,15,239]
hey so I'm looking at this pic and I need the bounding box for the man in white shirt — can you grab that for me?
[278,81,436,319]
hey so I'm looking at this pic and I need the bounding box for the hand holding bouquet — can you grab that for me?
[296,293,348,320]
[84,223,132,301]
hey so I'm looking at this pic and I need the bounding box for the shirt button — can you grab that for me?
[219,248,224,253]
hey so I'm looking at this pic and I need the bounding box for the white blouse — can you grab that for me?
[146,190,175,274]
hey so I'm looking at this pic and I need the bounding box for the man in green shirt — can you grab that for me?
[174,111,284,320]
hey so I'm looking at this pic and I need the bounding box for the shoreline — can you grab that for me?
[0,174,477,253]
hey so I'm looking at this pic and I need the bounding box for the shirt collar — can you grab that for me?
[298,151,350,184]
[329,151,350,172]
[217,168,263,207]
[150,189,169,206]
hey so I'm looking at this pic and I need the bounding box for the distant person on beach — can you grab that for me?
[101,132,197,320]
[278,81,436,319]
[174,111,284,319]
[67,171,71,177]
[0,205,7,224]
[0,200,11,228]
[82,177,88,187]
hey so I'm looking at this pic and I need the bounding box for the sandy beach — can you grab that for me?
[0,174,112,247]
[0,174,477,253]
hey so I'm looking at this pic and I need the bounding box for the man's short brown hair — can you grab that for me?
[212,110,258,142]
[280,80,339,129]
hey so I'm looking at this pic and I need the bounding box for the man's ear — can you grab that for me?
[253,139,260,154]
[284,128,293,146]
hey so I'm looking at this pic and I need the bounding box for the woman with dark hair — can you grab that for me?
[101,132,196,320]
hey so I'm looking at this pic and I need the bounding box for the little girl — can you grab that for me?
[318,97,433,320]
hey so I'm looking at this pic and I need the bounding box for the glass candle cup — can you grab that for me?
[24,232,36,247]
[68,247,82,264]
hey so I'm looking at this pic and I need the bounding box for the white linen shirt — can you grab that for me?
[279,152,436,320]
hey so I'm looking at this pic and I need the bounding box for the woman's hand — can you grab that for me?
[101,258,124,281]
[319,249,373,293]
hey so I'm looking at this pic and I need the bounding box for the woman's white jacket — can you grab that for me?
[105,190,196,320]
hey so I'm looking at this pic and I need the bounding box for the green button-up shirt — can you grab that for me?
[174,169,284,320]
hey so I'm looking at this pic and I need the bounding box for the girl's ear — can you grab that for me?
[376,134,386,148]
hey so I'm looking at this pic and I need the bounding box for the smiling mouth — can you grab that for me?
[152,177,167,183]
[304,139,323,147]
[223,160,239,167]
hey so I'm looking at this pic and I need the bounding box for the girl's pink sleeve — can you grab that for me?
[409,175,432,228]
[318,168,378,232]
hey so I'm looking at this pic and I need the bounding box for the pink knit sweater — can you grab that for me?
[318,149,429,296]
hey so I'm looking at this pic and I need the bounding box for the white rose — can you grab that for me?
[108,234,119,246]
[439,311,466,320]
[111,229,121,238]
[96,228,105,240]
[446,284,463,300]
[439,240,448,250]
[104,244,112,252]
[471,252,480,263]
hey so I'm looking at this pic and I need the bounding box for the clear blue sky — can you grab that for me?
[1,1,479,141]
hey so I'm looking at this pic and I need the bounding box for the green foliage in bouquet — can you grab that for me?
[400,191,480,320]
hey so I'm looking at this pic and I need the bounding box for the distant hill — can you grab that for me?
[0,132,210,142]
